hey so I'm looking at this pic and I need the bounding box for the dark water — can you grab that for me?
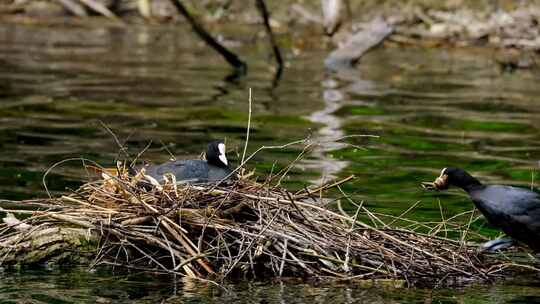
[1,20,540,302]
[2,267,540,304]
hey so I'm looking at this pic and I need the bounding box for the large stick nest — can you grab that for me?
[0,166,537,287]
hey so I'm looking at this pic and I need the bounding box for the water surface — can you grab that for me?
[1,20,540,303]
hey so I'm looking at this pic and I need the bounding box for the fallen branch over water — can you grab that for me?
[325,17,393,70]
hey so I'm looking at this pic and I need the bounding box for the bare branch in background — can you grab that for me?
[290,4,323,24]
[78,0,119,20]
[138,0,151,18]
[255,0,283,84]
[325,17,393,70]
[321,0,343,36]
[169,0,247,73]
[55,0,87,17]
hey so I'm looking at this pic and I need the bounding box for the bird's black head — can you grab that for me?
[206,140,229,168]
[435,167,483,192]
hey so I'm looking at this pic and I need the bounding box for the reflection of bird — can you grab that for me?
[425,167,540,252]
[143,140,233,184]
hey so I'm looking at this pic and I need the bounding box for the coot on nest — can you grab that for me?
[143,140,233,184]
[423,167,540,252]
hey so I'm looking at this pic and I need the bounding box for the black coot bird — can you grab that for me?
[424,167,540,252]
[143,140,233,184]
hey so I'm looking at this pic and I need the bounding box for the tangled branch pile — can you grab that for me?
[0,169,533,286]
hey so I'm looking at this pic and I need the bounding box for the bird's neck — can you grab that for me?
[450,170,484,193]
[458,176,484,193]
[462,182,484,193]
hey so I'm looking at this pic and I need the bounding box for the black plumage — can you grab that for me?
[429,167,540,251]
[144,140,233,184]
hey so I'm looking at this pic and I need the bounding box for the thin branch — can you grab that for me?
[169,0,247,72]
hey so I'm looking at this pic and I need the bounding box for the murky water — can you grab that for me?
[1,20,540,302]
[2,267,540,303]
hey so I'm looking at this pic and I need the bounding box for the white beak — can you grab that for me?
[218,143,228,166]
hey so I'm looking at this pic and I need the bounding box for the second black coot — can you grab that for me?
[425,167,540,252]
[144,140,233,184]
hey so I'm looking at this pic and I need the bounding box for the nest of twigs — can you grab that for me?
[0,166,536,286]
